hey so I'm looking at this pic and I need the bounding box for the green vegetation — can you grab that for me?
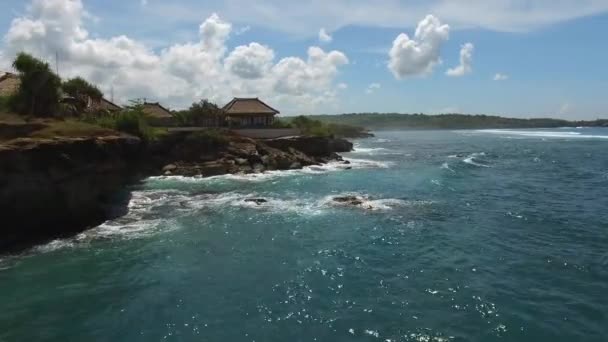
[283,116,371,137]
[309,113,608,130]
[62,77,103,100]
[84,103,162,141]
[9,52,62,117]
[29,120,118,139]
[184,129,230,147]
[0,96,11,114]
[172,99,223,126]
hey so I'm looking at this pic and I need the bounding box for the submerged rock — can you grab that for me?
[332,196,364,206]
[244,198,268,205]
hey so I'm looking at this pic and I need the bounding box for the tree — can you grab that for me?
[10,52,62,117]
[62,77,102,100]
[173,99,223,126]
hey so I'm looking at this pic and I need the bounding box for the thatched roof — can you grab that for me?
[0,72,20,97]
[92,98,122,112]
[142,102,172,118]
[222,98,279,116]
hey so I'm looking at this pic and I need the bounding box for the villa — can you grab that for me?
[222,98,279,128]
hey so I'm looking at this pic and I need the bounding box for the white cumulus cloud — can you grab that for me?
[446,42,474,77]
[318,28,332,43]
[366,82,381,94]
[388,15,450,79]
[0,0,349,113]
[224,42,275,79]
[493,73,509,81]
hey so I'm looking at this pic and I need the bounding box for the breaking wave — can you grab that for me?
[474,129,608,139]
[462,152,491,168]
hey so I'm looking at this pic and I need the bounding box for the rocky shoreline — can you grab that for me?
[153,134,353,177]
[0,131,353,252]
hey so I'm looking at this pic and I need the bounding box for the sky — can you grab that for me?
[0,0,607,119]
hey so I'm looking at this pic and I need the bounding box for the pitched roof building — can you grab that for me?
[222,97,279,127]
[142,102,174,126]
[0,72,20,97]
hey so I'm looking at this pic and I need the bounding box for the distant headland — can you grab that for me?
[308,113,608,130]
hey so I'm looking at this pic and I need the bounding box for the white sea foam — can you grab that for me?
[440,162,455,172]
[148,158,391,185]
[351,146,388,154]
[375,138,390,143]
[462,152,490,168]
[321,193,412,211]
[474,129,608,139]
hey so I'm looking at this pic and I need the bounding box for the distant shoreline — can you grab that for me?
[309,113,608,131]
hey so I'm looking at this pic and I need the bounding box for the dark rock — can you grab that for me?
[252,163,265,173]
[162,164,177,172]
[332,196,364,206]
[244,198,268,205]
[266,136,353,157]
[235,157,248,165]
[0,135,142,251]
[343,160,351,165]
[199,161,228,176]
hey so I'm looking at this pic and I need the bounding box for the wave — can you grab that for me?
[440,162,455,172]
[147,158,392,185]
[351,146,388,154]
[462,152,491,168]
[474,129,608,139]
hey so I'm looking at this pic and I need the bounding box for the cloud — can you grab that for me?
[558,102,571,115]
[446,42,473,77]
[224,42,275,79]
[318,28,332,43]
[388,15,450,79]
[366,82,381,94]
[142,0,608,36]
[0,0,349,113]
[234,26,251,35]
[337,82,348,90]
[493,73,509,81]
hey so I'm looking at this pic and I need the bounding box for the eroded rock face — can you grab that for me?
[265,136,353,157]
[153,133,346,177]
[0,135,142,251]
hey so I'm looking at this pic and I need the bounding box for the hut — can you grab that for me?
[89,97,122,113]
[222,98,279,128]
[142,102,174,126]
[0,72,20,97]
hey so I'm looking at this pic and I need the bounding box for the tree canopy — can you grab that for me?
[10,52,62,117]
[62,77,103,100]
[173,99,223,126]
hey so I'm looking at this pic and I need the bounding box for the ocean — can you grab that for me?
[1,128,607,341]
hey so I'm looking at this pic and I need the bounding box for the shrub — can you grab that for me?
[184,129,229,147]
[84,104,155,141]
[172,99,223,126]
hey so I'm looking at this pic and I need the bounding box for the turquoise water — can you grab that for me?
[1,128,607,341]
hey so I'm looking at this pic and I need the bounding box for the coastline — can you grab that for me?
[0,131,354,253]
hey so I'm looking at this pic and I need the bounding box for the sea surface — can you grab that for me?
[1,128,607,342]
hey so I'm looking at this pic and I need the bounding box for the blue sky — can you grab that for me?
[1,0,607,119]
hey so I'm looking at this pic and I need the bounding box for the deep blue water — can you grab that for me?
[1,128,607,341]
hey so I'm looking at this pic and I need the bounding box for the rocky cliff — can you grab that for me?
[0,135,142,250]
[0,131,352,251]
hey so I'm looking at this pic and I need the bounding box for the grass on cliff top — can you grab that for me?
[0,112,122,143]
[31,120,119,139]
